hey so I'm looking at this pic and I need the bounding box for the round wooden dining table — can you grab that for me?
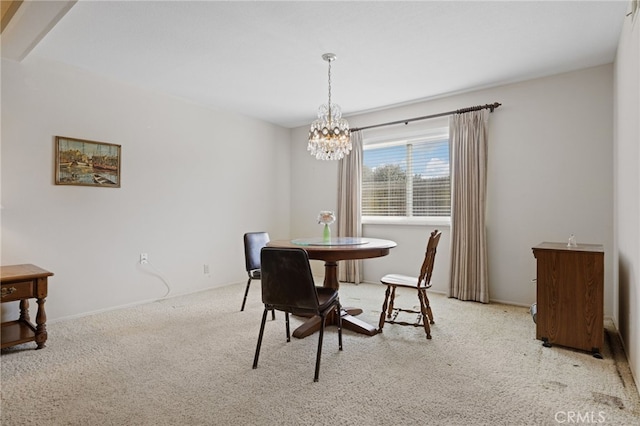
[267,237,397,338]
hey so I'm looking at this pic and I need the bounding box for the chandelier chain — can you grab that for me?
[327,59,332,125]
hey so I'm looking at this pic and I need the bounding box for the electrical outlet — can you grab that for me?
[203,264,210,275]
[140,253,148,264]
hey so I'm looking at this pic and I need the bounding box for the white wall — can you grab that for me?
[614,11,640,393]
[1,57,291,321]
[291,65,614,315]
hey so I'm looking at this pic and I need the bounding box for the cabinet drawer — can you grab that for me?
[1,281,34,302]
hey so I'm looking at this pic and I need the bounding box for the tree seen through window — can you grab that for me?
[362,138,450,218]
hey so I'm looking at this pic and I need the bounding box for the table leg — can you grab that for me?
[322,261,339,290]
[35,276,48,349]
[35,297,47,349]
[292,259,379,339]
[292,308,379,338]
[340,310,378,336]
[321,261,362,315]
[19,299,30,322]
[292,315,322,338]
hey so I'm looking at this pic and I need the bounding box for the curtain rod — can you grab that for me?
[350,102,502,132]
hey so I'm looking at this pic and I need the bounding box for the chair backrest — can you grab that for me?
[260,247,320,314]
[417,230,441,288]
[244,232,270,272]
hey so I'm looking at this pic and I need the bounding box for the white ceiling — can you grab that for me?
[3,0,629,128]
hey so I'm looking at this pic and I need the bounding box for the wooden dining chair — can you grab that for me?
[378,230,441,339]
[241,232,274,320]
[252,247,343,382]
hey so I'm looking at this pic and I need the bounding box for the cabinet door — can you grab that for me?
[536,249,603,352]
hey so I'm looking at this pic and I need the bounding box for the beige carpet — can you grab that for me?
[1,281,638,425]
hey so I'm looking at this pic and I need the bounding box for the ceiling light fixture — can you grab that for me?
[308,53,351,161]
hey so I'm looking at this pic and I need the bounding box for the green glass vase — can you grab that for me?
[323,223,331,243]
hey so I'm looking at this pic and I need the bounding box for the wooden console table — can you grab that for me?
[1,264,54,350]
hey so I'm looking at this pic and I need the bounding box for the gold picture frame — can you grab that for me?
[54,136,121,187]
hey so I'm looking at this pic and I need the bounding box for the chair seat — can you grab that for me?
[381,274,431,289]
[316,287,339,311]
[288,288,338,316]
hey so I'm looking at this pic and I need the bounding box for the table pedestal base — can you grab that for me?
[291,307,378,339]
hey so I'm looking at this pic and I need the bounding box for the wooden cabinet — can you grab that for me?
[532,242,604,357]
[1,264,53,350]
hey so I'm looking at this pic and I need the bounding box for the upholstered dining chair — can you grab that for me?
[242,232,274,320]
[252,247,343,382]
[378,230,441,339]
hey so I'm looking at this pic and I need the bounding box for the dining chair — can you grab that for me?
[242,232,274,320]
[252,247,343,382]
[378,229,441,339]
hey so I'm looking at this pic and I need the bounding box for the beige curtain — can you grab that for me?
[337,130,363,283]
[449,110,490,303]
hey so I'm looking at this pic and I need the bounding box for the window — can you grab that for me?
[362,129,450,224]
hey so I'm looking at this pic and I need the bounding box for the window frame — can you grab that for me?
[361,126,451,227]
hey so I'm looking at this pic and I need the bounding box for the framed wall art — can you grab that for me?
[55,136,121,187]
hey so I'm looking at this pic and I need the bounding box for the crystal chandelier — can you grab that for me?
[308,53,351,161]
